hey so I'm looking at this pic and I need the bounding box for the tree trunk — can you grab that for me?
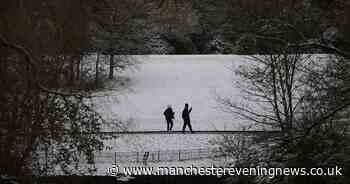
[76,55,81,81]
[109,54,114,79]
[70,57,75,86]
[95,53,100,87]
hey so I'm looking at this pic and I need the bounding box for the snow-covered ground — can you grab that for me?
[49,54,332,175]
[85,55,259,174]
[93,55,253,132]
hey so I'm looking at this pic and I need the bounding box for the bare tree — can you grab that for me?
[92,0,152,82]
[220,52,310,134]
[217,16,350,184]
[0,0,135,181]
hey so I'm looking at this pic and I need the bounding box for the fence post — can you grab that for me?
[157,150,160,161]
[143,152,149,165]
[136,152,139,163]
[114,152,117,165]
[178,150,181,161]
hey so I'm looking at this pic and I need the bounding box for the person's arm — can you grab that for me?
[189,107,192,113]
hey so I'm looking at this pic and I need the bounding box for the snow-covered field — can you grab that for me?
[93,55,252,132]
[49,54,331,175]
[83,55,260,174]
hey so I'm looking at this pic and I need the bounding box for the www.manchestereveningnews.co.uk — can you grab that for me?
[106,165,342,178]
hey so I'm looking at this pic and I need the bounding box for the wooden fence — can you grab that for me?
[94,148,224,164]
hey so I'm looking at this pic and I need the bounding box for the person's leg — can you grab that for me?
[182,120,186,133]
[166,119,170,131]
[188,121,193,133]
[169,119,173,131]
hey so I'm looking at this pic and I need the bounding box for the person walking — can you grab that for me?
[182,103,193,133]
[163,105,175,131]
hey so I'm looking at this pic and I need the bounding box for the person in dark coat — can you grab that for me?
[182,103,193,133]
[163,105,175,131]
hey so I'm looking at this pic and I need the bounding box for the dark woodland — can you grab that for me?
[1,0,350,184]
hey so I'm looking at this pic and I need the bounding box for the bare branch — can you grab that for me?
[0,34,90,98]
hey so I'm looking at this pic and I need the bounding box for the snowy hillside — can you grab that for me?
[65,55,330,175]
[93,55,254,132]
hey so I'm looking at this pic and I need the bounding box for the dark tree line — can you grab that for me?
[0,0,157,181]
[214,0,350,184]
[153,0,350,54]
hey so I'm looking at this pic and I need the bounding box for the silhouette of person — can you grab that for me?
[163,105,175,131]
[182,103,193,133]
